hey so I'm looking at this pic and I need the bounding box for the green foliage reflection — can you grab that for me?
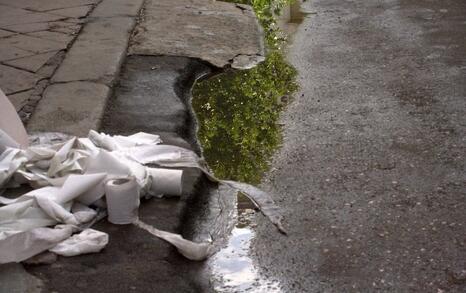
[226,0,294,49]
[192,0,298,184]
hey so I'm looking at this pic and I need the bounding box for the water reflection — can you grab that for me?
[277,0,308,36]
[192,52,297,185]
[192,0,302,291]
[209,204,282,292]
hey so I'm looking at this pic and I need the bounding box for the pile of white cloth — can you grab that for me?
[1,129,286,264]
[0,130,209,263]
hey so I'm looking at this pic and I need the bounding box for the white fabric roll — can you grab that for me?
[147,168,183,196]
[105,177,139,224]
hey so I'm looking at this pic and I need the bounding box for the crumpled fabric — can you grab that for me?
[0,130,284,263]
[0,225,74,263]
[50,228,108,257]
[0,131,180,263]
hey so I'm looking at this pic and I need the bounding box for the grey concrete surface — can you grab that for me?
[27,0,145,136]
[252,0,466,292]
[130,0,265,69]
[0,0,97,12]
[91,0,144,17]
[51,16,135,84]
[0,0,98,122]
[27,81,110,136]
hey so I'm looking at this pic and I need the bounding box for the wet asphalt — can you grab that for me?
[252,0,466,292]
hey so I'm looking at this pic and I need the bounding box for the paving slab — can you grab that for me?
[7,89,33,111]
[0,29,15,38]
[91,0,145,18]
[0,0,98,12]
[130,0,265,69]
[0,41,33,61]
[48,5,93,18]
[4,51,58,73]
[48,22,80,35]
[3,21,77,34]
[27,81,110,136]
[2,22,50,34]
[0,64,39,94]
[52,17,135,84]
[0,4,65,27]
[27,31,74,44]
[1,34,66,54]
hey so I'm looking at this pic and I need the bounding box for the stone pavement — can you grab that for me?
[0,0,266,137]
[0,0,100,122]
[130,0,265,70]
[26,0,145,136]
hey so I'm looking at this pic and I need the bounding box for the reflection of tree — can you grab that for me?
[226,0,295,49]
[192,0,298,184]
[193,51,297,184]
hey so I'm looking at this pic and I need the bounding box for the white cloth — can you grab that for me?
[0,225,74,263]
[50,228,108,257]
[0,130,187,263]
[0,129,283,264]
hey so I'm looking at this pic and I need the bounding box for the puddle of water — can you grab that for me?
[192,53,297,185]
[277,0,310,38]
[191,1,302,291]
[208,196,282,292]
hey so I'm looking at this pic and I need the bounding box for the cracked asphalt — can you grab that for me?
[252,0,466,292]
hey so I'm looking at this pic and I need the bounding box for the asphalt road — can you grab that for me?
[252,0,466,292]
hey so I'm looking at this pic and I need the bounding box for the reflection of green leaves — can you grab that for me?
[192,0,298,184]
[225,0,295,49]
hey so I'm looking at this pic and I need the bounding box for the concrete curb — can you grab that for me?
[27,0,265,137]
[27,0,145,137]
[130,0,265,70]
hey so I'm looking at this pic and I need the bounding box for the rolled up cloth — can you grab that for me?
[105,177,140,224]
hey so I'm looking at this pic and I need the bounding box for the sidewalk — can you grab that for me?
[0,0,100,122]
[0,0,265,292]
[1,0,265,137]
